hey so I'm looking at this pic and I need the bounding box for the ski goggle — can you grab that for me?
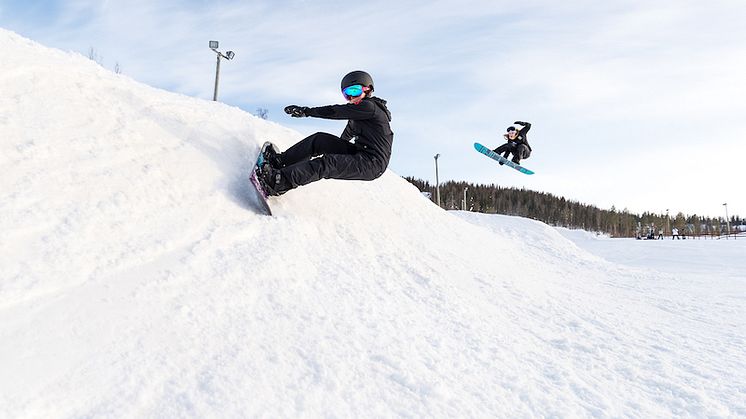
[342,84,365,100]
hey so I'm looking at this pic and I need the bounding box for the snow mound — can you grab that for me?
[454,211,606,265]
[2,28,744,418]
[555,226,611,242]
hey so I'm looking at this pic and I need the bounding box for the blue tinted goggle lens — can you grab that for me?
[342,84,364,99]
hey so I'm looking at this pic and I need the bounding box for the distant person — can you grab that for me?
[492,121,532,165]
[258,70,393,196]
[672,227,680,240]
[658,229,664,240]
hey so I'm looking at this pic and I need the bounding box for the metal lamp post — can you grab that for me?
[209,41,235,101]
[666,208,670,238]
[434,154,441,208]
[463,187,469,211]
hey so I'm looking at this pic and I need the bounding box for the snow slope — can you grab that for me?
[2,29,745,418]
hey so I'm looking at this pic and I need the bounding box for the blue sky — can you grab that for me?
[2,0,744,217]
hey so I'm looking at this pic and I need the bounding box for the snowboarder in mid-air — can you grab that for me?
[492,121,532,165]
[257,70,393,196]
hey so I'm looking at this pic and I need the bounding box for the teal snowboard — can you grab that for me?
[474,142,534,175]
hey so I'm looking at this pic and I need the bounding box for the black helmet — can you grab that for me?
[341,70,374,92]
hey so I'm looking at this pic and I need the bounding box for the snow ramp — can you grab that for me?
[1,29,743,418]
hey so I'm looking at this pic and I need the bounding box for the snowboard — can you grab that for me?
[248,142,274,216]
[474,142,534,175]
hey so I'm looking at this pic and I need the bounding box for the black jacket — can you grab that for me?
[306,97,394,162]
[506,122,532,151]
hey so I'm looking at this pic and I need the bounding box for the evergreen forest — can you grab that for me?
[404,177,743,238]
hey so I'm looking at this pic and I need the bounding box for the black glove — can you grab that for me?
[514,121,525,125]
[284,105,310,118]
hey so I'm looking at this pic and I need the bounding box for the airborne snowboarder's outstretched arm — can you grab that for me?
[514,121,531,134]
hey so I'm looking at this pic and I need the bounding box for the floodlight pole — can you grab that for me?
[434,154,441,208]
[666,209,670,237]
[463,187,469,211]
[213,53,221,101]
[209,41,235,102]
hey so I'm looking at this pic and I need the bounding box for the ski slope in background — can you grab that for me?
[1,29,745,418]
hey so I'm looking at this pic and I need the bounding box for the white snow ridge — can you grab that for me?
[1,28,745,418]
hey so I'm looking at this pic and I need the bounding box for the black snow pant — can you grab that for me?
[276,132,387,194]
[494,142,531,163]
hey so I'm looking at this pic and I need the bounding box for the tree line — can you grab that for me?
[404,177,743,238]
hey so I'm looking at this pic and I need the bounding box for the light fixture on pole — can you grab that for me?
[434,154,441,208]
[209,40,235,102]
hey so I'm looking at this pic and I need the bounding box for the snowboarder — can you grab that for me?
[492,121,532,165]
[258,70,393,196]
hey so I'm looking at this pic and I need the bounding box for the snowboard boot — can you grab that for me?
[258,163,289,196]
[263,143,284,169]
[511,157,521,165]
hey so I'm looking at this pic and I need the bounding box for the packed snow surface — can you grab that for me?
[1,28,745,418]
